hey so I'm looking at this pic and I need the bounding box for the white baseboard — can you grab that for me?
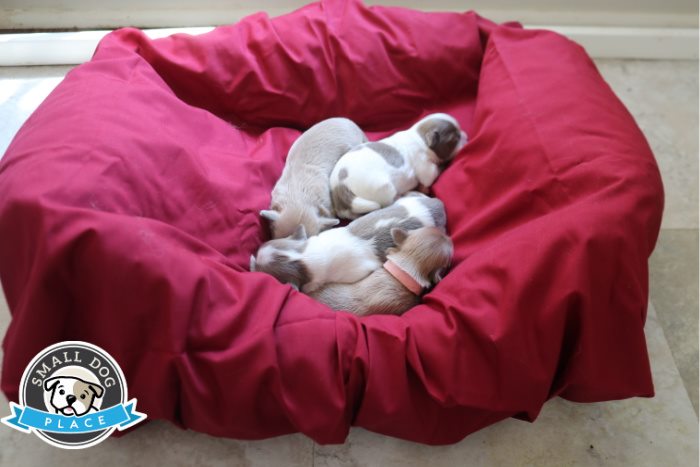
[539,25,699,60]
[2,3,698,29]
[0,25,697,67]
[0,28,213,67]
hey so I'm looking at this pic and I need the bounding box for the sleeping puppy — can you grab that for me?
[346,191,446,262]
[251,223,379,294]
[309,227,453,316]
[261,117,368,238]
[330,113,466,219]
[250,192,446,293]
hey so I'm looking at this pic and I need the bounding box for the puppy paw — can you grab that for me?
[302,282,321,294]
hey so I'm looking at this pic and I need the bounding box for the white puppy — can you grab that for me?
[261,117,367,238]
[257,224,378,293]
[250,193,446,293]
[330,113,466,219]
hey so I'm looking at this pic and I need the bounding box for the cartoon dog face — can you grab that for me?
[43,376,104,416]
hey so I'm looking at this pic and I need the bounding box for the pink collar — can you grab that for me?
[383,259,423,295]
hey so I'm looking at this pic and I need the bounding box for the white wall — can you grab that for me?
[0,0,697,30]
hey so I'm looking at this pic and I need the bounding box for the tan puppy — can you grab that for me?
[261,117,367,238]
[309,227,453,316]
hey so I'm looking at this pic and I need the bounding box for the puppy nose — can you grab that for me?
[66,395,76,404]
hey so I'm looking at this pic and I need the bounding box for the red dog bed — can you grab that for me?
[0,0,663,444]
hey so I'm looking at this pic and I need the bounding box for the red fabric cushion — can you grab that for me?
[0,0,663,444]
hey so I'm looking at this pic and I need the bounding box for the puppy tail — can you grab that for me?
[351,196,382,214]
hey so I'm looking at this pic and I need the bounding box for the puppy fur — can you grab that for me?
[347,191,446,262]
[250,192,446,292]
[309,227,453,316]
[261,117,368,238]
[330,113,467,219]
[251,224,379,293]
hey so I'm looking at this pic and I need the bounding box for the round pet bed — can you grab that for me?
[0,0,663,444]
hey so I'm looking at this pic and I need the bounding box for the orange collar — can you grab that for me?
[383,259,423,295]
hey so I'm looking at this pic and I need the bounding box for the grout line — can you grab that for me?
[647,297,699,418]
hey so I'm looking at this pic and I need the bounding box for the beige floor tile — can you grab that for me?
[0,65,73,156]
[594,59,699,230]
[0,417,313,467]
[649,228,699,414]
[314,303,698,467]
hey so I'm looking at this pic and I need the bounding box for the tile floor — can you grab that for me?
[0,59,697,466]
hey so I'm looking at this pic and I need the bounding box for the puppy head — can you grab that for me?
[44,376,104,416]
[261,204,338,238]
[415,113,467,163]
[250,225,310,290]
[390,226,453,285]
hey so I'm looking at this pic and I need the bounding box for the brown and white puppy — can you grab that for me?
[309,227,453,316]
[261,117,367,238]
[330,113,466,219]
[44,376,104,416]
[250,192,446,292]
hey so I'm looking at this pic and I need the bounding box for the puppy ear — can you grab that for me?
[428,129,441,149]
[260,210,280,222]
[291,224,307,240]
[250,255,257,272]
[43,377,60,392]
[320,217,340,228]
[88,383,105,398]
[431,267,446,284]
[390,228,409,246]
